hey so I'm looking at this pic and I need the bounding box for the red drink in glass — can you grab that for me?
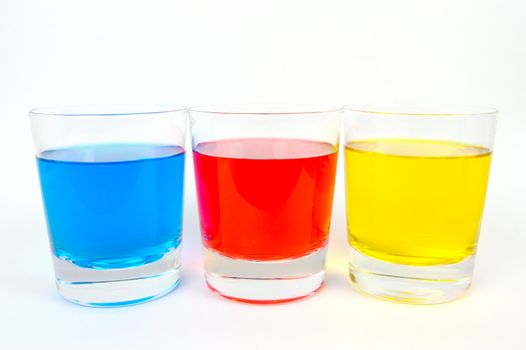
[190,104,340,303]
[194,138,337,261]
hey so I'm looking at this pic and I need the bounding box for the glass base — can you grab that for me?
[53,247,181,307]
[348,245,474,304]
[204,246,327,304]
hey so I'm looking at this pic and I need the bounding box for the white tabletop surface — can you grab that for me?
[1,1,525,349]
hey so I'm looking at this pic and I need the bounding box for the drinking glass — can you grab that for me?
[29,105,187,307]
[190,105,341,303]
[344,104,497,304]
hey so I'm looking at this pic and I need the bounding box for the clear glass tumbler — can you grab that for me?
[190,105,341,303]
[29,105,187,307]
[344,104,497,304]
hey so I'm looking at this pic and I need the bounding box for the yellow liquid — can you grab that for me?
[345,139,492,266]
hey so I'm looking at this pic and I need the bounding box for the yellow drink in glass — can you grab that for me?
[345,139,492,266]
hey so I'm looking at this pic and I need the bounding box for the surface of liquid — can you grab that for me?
[345,139,491,266]
[194,138,338,261]
[37,144,185,269]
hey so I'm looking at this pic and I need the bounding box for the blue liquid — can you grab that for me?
[37,144,185,269]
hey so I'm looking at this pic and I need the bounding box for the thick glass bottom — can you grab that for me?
[53,247,181,307]
[204,247,327,304]
[348,245,474,304]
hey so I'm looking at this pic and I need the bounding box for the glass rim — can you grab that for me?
[29,104,187,117]
[344,104,498,117]
[189,104,343,116]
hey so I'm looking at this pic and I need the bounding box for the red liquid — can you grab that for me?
[193,138,338,261]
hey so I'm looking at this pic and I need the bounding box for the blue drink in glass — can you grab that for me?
[29,105,187,307]
[37,144,185,306]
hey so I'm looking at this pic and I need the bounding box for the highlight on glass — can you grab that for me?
[29,105,187,307]
[190,105,341,303]
[343,104,497,304]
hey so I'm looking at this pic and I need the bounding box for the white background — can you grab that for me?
[1,1,525,349]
